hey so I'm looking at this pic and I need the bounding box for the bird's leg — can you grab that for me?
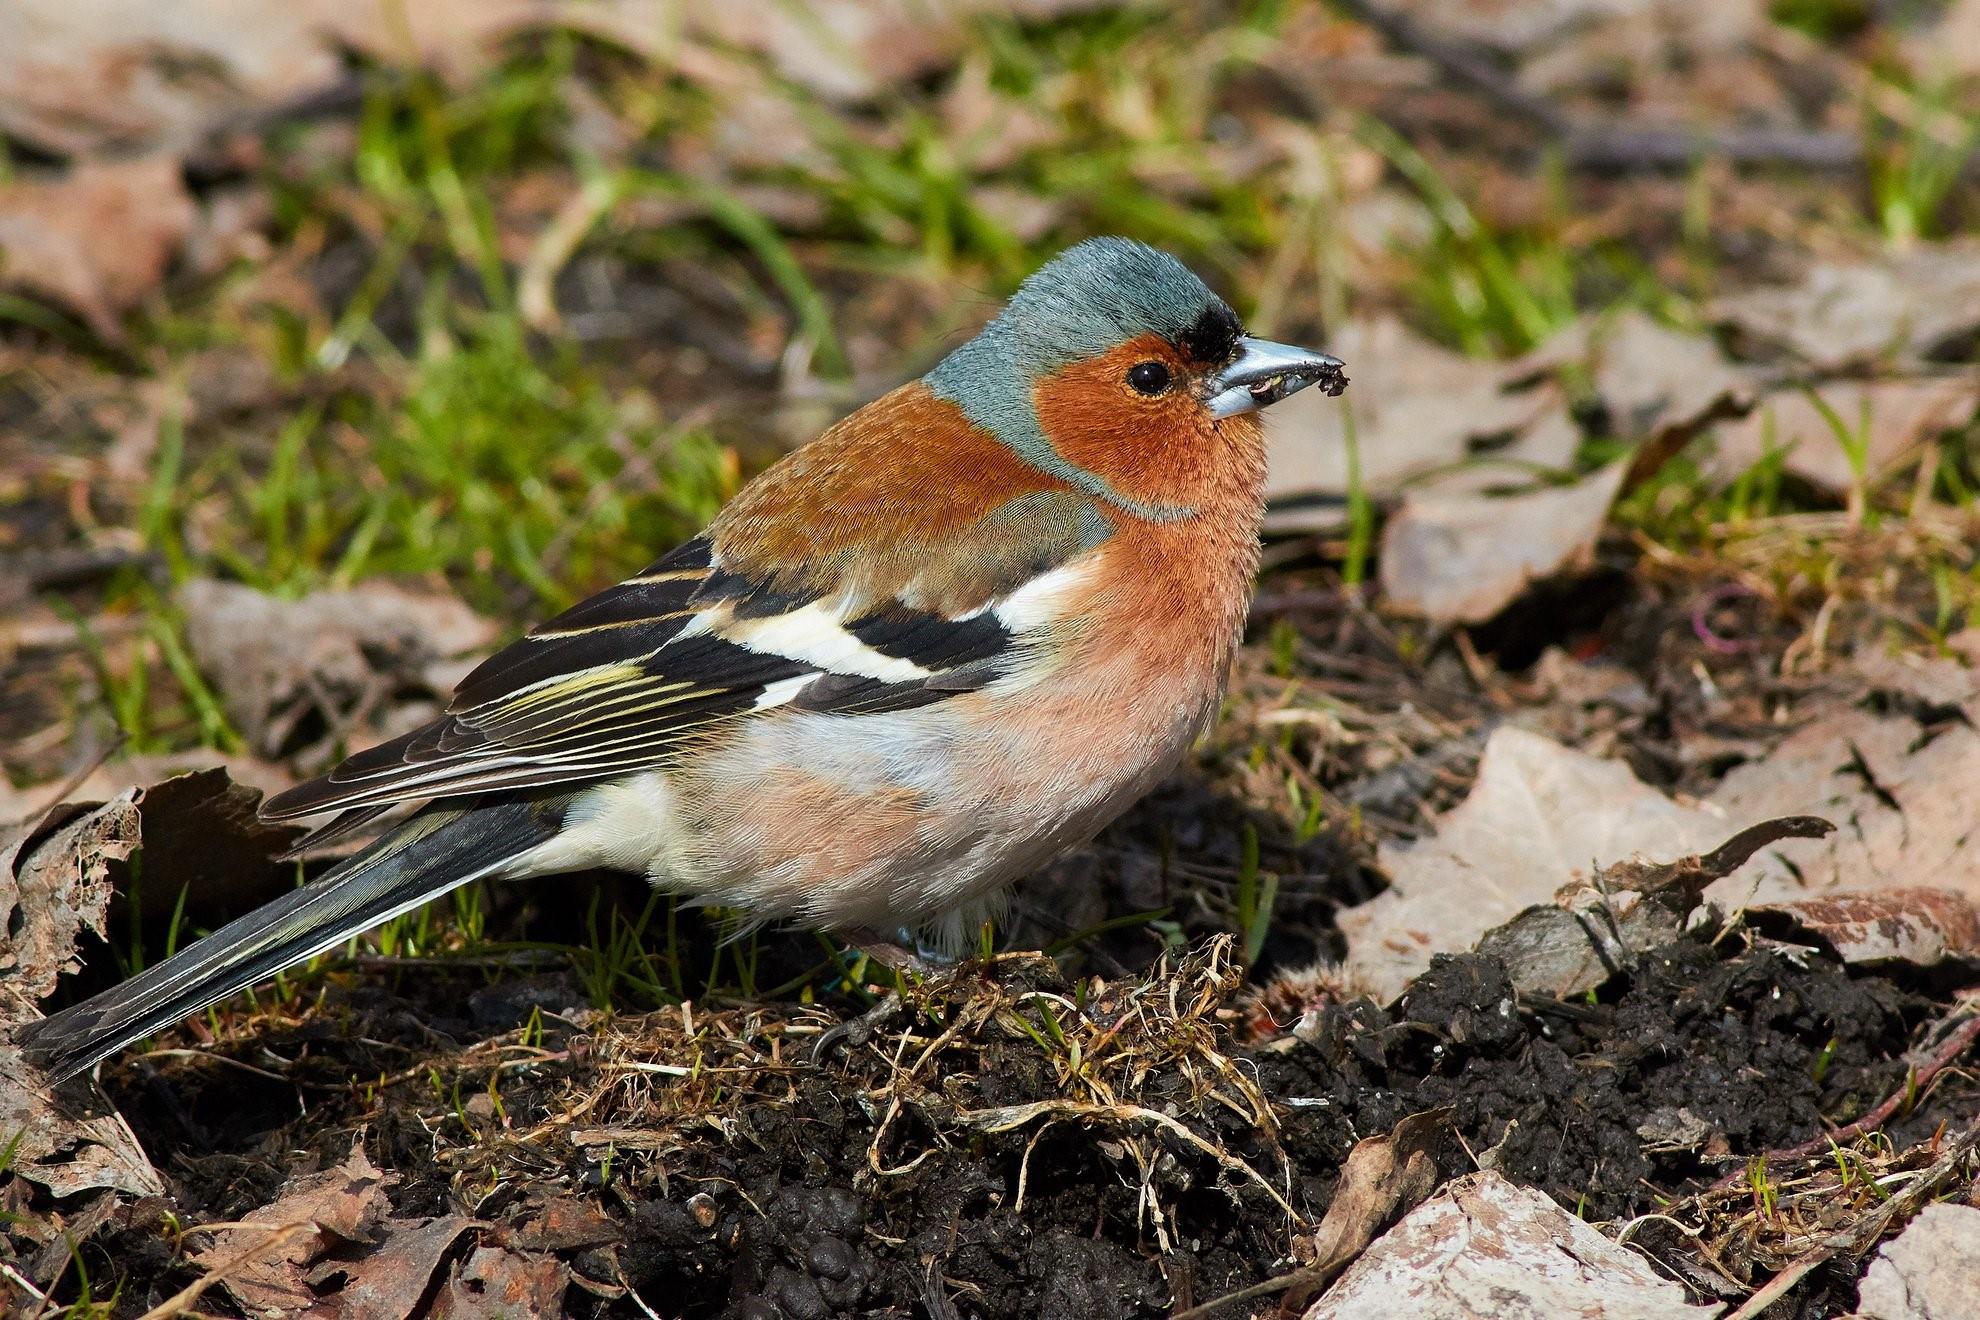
[811,991,905,1062]
[810,927,954,1062]
[842,926,954,979]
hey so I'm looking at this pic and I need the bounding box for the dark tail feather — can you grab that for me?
[14,798,557,1082]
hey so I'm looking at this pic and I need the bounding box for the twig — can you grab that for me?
[131,1221,312,1320]
[1724,1249,1833,1320]
[615,1264,667,1320]
[1714,1006,1980,1189]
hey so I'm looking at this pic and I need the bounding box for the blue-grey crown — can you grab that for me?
[922,239,1237,521]
[956,237,1230,378]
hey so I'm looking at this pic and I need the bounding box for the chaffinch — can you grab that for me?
[20,237,1345,1079]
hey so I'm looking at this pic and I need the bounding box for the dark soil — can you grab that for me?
[41,920,1972,1319]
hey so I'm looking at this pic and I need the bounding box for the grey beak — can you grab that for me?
[1205,337,1348,418]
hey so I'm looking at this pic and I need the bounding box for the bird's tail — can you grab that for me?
[14,797,558,1082]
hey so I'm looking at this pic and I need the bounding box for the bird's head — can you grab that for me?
[925,237,1346,520]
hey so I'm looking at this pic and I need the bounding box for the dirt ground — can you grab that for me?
[6,1,1980,1317]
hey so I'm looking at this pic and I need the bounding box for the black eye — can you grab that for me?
[1127,361,1171,395]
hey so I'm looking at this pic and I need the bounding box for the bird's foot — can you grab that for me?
[809,928,956,1063]
[810,991,905,1063]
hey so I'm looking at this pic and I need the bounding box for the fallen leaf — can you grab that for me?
[0,797,138,1012]
[940,56,1066,173]
[1514,0,1774,123]
[1519,310,1754,440]
[1,769,298,1011]
[118,767,303,917]
[1856,1202,1980,1320]
[0,752,295,837]
[177,578,498,760]
[0,155,196,341]
[193,1146,397,1315]
[307,1213,476,1320]
[1748,890,1980,968]
[1338,727,1740,1004]
[1475,816,1833,998]
[1703,691,1980,912]
[0,1,625,158]
[1304,1171,1723,1319]
[1343,650,1980,1001]
[1263,316,1565,532]
[1708,378,1978,494]
[0,770,304,1198]
[1284,1109,1450,1309]
[507,1194,623,1251]
[688,0,1111,104]
[0,1051,162,1198]
[0,0,1111,160]
[1709,245,1980,370]
[429,1245,570,1319]
[0,2,343,156]
[1377,460,1627,625]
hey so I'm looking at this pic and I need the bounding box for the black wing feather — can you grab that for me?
[260,526,1060,823]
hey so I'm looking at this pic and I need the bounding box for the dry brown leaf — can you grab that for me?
[193,1145,397,1314]
[1,752,296,835]
[1703,687,1980,912]
[120,767,302,917]
[1526,309,1758,444]
[1856,1203,1980,1320]
[0,770,306,1198]
[1709,245,1980,369]
[1344,649,1980,1000]
[1263,316,1564,532]
[0,1051,163,1198]
[178,578,498,759]
[1304,1171,1723,1319]
[0,798,137,1014]
[940,56,1066,173]
[0,2,343,156]
[307,1213,476,1320]
[429,1245,570,1319]
[1338,727,1739,1003]
[507,1194,623,1251]
[1,769,297,1004]
[0,1,622,157]
[1516,0,1773,123]
[689,0,1112,104]
[0,155,196,341]
[1749,890,1980,968]
[1708,377,1978,493]
[1377,460,1627,625]
[1282,1109,1450,1310]
[187,1140,476,1320]
[1475,816,1833,998]
[0,0,1111,160]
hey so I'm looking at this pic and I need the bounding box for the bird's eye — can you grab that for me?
[1127,361,1171,395]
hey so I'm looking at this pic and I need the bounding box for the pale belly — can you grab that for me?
[520,656,1224,948]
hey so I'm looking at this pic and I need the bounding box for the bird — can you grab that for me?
[16,236,1346,1081]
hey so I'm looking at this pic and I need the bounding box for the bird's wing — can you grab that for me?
[259,508,1103,823]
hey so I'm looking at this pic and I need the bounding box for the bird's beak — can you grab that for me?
[1204,337,1348,418]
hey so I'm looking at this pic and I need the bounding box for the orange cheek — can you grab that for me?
[1033,341,1242,508]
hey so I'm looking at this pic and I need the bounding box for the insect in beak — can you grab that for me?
[1204,338,1348,418]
